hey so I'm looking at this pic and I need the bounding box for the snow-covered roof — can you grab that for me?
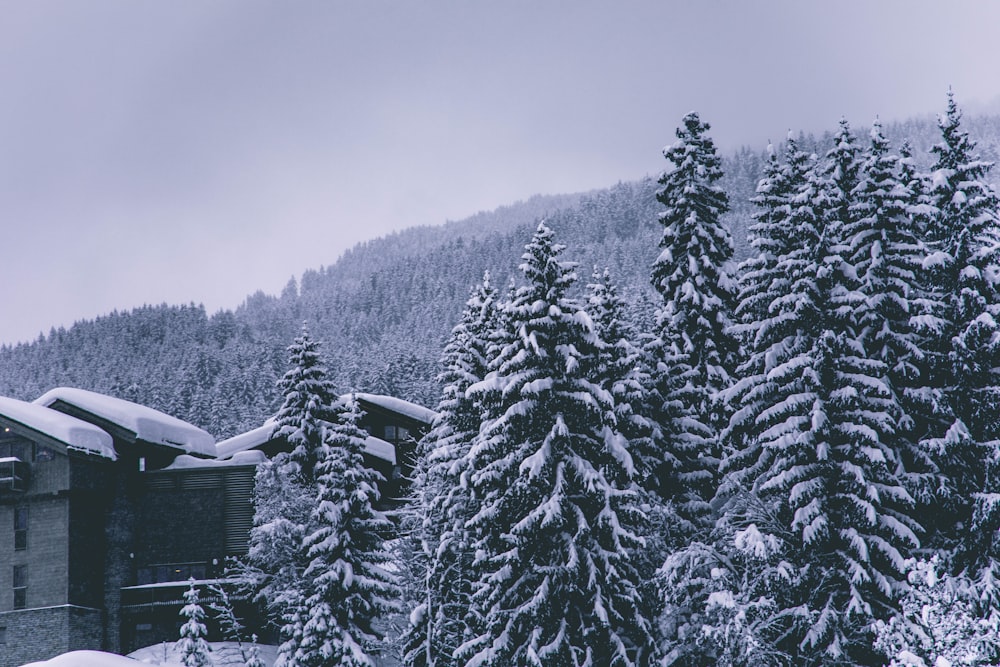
[163,450,267,470]
[0,396,116,460]
[214,419,276,460]
[215,420,396,465]
[364,435,396,464]
[34,387,216,457]
[351,393,438,424]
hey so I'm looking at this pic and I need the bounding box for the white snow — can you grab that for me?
[129,641,278,667]
[215,419,396,464]
[163,450,267,470]
[350,392,438,424]
[214,420,277,460]
[0,396,116,459]
[34,388,216,457]
[20,651,144,667]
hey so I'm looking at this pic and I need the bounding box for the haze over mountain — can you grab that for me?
[1,111,998,440]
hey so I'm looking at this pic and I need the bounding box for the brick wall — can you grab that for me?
[0,605,101,667]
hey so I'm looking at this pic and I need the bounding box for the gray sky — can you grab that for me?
[2,1,999,346]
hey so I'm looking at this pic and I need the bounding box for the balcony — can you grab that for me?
[0,457,29,493]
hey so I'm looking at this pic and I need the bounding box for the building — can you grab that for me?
[0,388,434,667]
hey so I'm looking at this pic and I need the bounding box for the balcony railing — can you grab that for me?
[0,457,29,493]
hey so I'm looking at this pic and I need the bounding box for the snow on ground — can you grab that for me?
[0,396,116,459]
[34,387,216,456]
[128,641,278,666]
[20,650,146,667]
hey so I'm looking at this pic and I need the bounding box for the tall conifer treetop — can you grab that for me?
[652,111,736,380]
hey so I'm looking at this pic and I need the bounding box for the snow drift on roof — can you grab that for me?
[215,419,396,465]
[214,419,276,460]
[351,393,438,424]
[0,396,116,460]
[164,450,267,470]
[34,387,216,457]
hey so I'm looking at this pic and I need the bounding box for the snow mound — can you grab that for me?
[0,396,116,459]
[163,450,267,470]
[34,388,216,457]
[20,650,144,667]
[214,420,276,460]
[128,641,278,666]
[215,419,396,465]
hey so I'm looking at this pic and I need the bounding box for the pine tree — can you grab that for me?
[403,273,499,667]
[649,111,737,533]
[177,581,213,667]
[246,636,266,667]
[922,91,1000,569]
[286,396,400,667]
[461,223,651,667]
[587,267,657,495]
[845,119,934,505]
[273,324,338,482]
[721,123,918,665]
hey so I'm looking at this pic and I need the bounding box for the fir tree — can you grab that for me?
[403,273,499,667]
[461,223,651,667]
[845,119,934,504]
[649,111,737,533]
[177,581,213,667]
[722,124,918,665]
[273,324,338,482]
[285,396,400,667]
[246,636,266,667]
[922,91,1000,569]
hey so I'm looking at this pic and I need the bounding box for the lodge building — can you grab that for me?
[0,387,435,667]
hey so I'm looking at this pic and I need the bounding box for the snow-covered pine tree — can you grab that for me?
[246,636,266,667]
[402,273,499,667]
[721,122,918,665]
[648,111,737,534]
[656,137,817,667]
[177,581,213,667]
[587,267,657,497]
[873,557,1000,667]
[287,395,399,667]
[461,222,651,667]
[845,119,934,508]
[723,135,815,500]
[239,326,338,648]
[921,91,1000,571]
[273,324,339,482]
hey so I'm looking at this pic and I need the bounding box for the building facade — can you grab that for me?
[0,388,433,667]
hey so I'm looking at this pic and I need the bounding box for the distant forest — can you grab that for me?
[0,112,998,441]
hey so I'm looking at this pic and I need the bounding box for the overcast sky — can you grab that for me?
[2,1,1000,346]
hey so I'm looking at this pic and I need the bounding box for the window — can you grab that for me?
[0,430,32,461]
[383,425,409,443]
[13,564,26,609]
[0,625,6,644]
[14,507,26,550]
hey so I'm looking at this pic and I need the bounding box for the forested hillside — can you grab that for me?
[0,112,997,441]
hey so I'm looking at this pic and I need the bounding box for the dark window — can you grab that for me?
[0,625,6,644]
[13,564,26,609]
[35,446,56,462]
[383,425,409,443]
[0,431,32,462]
[14,507,26,551]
